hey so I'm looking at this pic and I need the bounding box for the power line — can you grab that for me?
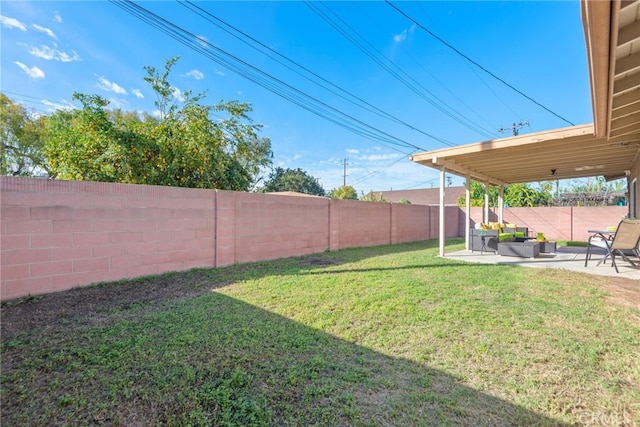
[348,150,415,187]
[110,0,429,155]
[356,0,499,138]
[413,2,523,123]
[306,1,494,142]
[179,0,454,148]
[385,0,575,126]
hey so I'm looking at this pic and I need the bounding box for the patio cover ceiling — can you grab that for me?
[410,124,639,186]
[411,0,640,187]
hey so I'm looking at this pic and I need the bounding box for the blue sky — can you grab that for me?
[1,1,593,194]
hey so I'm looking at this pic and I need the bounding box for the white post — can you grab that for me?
[484,182,490,223]
[465,175,471,250]
[439,167,445,257]
[498,186,504,224]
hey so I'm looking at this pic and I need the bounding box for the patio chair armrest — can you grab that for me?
[587,232,613,248]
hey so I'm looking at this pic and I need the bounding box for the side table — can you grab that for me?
[539,241,556,253]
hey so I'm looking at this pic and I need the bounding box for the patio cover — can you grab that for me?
[410,124,639,186]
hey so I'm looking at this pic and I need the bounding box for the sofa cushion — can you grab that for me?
[498,232,514,242]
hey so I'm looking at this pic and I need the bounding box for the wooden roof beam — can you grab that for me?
[430,157,507,187]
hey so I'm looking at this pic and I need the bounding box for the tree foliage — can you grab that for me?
[328,185,358,200]
[457,181,499,207]
[503,183,552,207]
[1,93,49,176]
[457,180,552,207]
[259,167,326,196]
[43,57,272,190]
[360,191,388,203]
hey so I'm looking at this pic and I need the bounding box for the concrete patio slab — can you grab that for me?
[445,245,640,280]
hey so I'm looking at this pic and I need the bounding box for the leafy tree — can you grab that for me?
[259,167,326,196]
[457,180,499,207]
[457,180,552,207]
[44,57,272,191]
[360,191,388,202]
[504,183,552,207]
[44,93,134,182]
[328,185,357,200]
[1,93,49,176]
[397,199,412,204]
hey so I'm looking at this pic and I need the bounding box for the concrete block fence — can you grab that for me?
[0,177,626,300]
[469,206,627,242]
[1,177,460,300]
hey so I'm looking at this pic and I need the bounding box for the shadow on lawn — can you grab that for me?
[2,288,567,426]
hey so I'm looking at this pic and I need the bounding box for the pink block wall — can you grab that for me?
[1,177,439,300]
[225,192,329,265]
[1,177,216,301]
[468,206,627,241]
[2,176,628,301]
[391,204,430,243]
[570,207,627,241]
[332,200,392,249]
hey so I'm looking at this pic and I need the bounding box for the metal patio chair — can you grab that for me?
[585,219,640,273]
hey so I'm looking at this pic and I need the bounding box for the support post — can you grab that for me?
[465,175,471,250]
[439,167,445,257]
[498,186,504,224]
[484,182,490,223]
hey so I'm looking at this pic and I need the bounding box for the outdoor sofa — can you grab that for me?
[470,222,529,253]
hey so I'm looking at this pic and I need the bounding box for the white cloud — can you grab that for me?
[28,45,80,62]
[152,110,163,119]
[214,69,225,76]
[393,32,406,43]
[33,24,57,39]
[0,15,27,31]
[359,153,402,162]
[196,35,208,47]
[53,11,62,23]
[131,88,144,99]
[185,69,204,80]
[14,62,45,79]
[393,24,416,43]
[97,76,127,95]
[346,148,359,155]
[172,87,184,102]
[42,99,75,112]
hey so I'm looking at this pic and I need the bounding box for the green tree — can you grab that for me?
[328,185,358,200]
[360,191,388,202]
[44,93,134,182]
[457,180,553,207]
[44,57,272,191]
[259,167,326,196]
[457,180,499,207]
[503,183,551,207]
[1,93,49,176]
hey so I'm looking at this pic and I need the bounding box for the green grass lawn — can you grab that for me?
[2,239,638,426]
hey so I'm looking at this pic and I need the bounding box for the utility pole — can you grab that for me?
[499,120,529,136]
[343,158,348,186]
